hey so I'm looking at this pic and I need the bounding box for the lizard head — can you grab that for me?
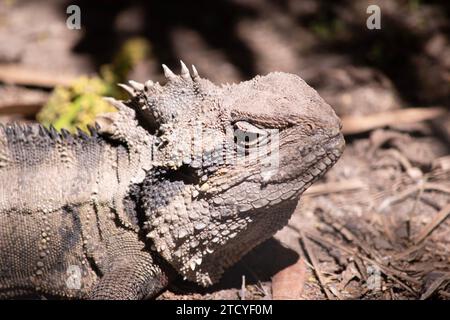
[119,62,345,286]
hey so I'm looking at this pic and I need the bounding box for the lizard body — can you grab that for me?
[0,63,344,299]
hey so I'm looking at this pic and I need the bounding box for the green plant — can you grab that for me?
[37,37,151,132]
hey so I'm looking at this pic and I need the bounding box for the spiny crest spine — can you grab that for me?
[1,122,101,143]
[117,60,201,100]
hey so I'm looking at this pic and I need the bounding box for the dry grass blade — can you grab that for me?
[377,184,423,212]
[422,183,450,195]
[303,179,366,196]
[420,274,450,300]
[342,107,447,135]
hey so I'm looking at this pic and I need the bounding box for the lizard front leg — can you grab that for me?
[89,253,171,300]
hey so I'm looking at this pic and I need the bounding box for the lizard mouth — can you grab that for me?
[323,133,346,155]
[226,133,346,214]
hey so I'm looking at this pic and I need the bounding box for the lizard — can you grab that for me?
[0,61,345,299]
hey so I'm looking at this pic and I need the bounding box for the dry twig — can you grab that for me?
[414,203,450,244]
[342,107,447,135]
[304,231,419,294]
[299,231,335,299]
[0,64,74,88]
[303,179,365,196]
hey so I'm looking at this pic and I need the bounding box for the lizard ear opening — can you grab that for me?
[132,102,161,135]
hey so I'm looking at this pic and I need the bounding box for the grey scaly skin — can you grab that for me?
[0,62,344,299]
[0,115,165,299]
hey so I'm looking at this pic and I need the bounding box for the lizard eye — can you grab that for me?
[233,121,268,149]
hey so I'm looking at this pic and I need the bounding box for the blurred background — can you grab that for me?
[0,0,449,300]
[0,0,448,129]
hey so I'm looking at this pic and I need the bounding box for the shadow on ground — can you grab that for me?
[167,238,299,295]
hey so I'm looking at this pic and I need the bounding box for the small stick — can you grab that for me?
[422,182,450,195]
[414,203,450,244]
[303,179,365,196]
[377,184,422,212]
[303,230,420,289]
[408,179,426,240]
[341,107,447,135]
[420,275,450,300]
[300,231,335,299]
